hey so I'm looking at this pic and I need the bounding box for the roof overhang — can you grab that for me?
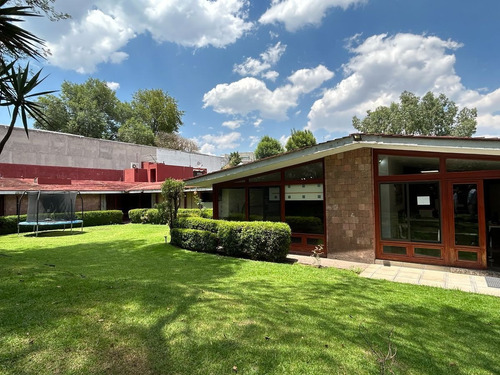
[186,133,500,187]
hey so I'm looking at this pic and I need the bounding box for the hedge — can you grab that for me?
[0,210,123,235]
[129,208,213,224]
[170,228,218,253]
[171,217,291,262]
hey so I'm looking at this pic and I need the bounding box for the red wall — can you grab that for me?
[0,163,124,181]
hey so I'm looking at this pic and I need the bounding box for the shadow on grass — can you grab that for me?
[1,231,499,374]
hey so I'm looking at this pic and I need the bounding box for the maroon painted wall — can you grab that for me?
[0,163,124,181]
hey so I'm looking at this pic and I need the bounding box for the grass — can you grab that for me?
[0,224,499,375]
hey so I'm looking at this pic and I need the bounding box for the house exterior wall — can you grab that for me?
[324,148,376,263]
[2,193,102,216]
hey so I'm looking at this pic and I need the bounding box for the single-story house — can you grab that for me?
[186,133,500,271]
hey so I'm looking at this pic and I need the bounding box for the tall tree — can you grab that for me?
[254,135,284,160]
[285,128,316,151]
[34,78,123,139]
[117,118,155,146]
[130,89,184,136]
[352,91,477,137]
[223,151,242,168]
[0,0,55,154]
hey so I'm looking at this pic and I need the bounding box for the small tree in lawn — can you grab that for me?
[160,178,185,227]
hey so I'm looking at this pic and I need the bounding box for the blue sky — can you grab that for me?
[7,0,500,155]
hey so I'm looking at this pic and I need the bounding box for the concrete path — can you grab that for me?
[288,254,500,297]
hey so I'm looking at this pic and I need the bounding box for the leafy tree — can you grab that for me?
[352,91,477,137]
[12,0,70,21]
[228,151,242,167]
[254,135,284,160]
[117,118,155,146]
[130,89,184,136]
[160,178,185,228]
[154,131,199,152]
[34,78,123,139]
[285,128,316,151]
[0,1,55,154]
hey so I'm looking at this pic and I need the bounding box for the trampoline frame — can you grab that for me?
[17,191,84,236]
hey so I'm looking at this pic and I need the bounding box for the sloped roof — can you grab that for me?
[186,133,500,187]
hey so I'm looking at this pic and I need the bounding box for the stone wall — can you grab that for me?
[324,148,375,263]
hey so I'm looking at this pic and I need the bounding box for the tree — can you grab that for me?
[352,91,477,137]
[154,131,199,152]
[0,1,55,154]
[254,136,284,160]
[285,128,316,151]
[34,78,123,139]
[223,151,242,169]
[160,178,185,228]
[117,118,155,146]
[130,89,184,136]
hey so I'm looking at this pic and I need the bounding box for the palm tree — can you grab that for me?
[0,0,54,154]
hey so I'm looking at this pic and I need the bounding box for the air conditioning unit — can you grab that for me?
[130,162,139,169]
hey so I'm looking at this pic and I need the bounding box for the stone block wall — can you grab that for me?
[324,148,375,263]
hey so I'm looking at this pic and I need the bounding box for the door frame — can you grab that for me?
[444,179,486,268]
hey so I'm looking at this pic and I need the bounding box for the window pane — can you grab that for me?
[378,155,439,176]
[458,251,478,262]
[415,248,441,258]
[383,246,406,255]
[218,188,245,221]
[285,184,324,234]
[249,172,281,183]
[447,158,500,172]
[453,184,479,246]
[285,161,323,181]
[249,186,281,221]
[380,183,408,240]
[408,182,441,243]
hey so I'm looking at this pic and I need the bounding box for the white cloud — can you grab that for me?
[40,0,253,73]
[279,134,289,146]
[46,9,135,73]
[260,0,367,32]
[233,42,286,80]
[222,120,243,129]
[253,118,263,127]
[203,65,333,120]
[306,33,496,134]
[248,135,260,147]
[197,132,242,155]
[106,81,120,91]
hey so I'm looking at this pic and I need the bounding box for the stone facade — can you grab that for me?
[324,148,375,263]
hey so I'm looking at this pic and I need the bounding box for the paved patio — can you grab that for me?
[288,254,500,297]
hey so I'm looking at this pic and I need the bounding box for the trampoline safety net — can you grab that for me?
[26,191,79,222]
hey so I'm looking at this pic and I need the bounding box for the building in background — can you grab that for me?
[0,125,225,217]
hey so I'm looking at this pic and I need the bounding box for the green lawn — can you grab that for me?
[0,224,499,375]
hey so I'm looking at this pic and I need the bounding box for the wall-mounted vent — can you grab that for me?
[130,162,139,169]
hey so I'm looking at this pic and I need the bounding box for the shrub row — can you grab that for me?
[0,210,123,235]
[171,217,291,262]
[128,208,213,224]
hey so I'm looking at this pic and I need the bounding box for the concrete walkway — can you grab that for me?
[288,254,500,297]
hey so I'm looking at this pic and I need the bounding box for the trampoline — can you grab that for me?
[17,191,84,236]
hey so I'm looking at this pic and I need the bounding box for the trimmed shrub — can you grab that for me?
[173,217,291,262]
[170,228,218,253]
[178,208,213,219]
[129,208,213,224]
[128,208,146,223]
[76,210,123,226]
[0,215,27,235]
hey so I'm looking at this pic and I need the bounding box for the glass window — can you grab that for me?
[249,172,281,183]
[380,182,441,243]
[284,161,323,181]
[447,158,500,172]
[248,186,281,222]
[378,155,439,176]
[383,246,406,255]
[218,188,245,221]
[453,184,479,246]
[458,251,478,262]
[285,184,324,234]
[414,248,441,258]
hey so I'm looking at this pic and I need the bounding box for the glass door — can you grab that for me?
[448,181,486,267]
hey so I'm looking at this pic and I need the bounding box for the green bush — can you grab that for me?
[178,208,213,219]
[0,210,123,235]
[129,208,213,224]
[170,228,218,253]
[128,208,146,223]
[173,217,291,262]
